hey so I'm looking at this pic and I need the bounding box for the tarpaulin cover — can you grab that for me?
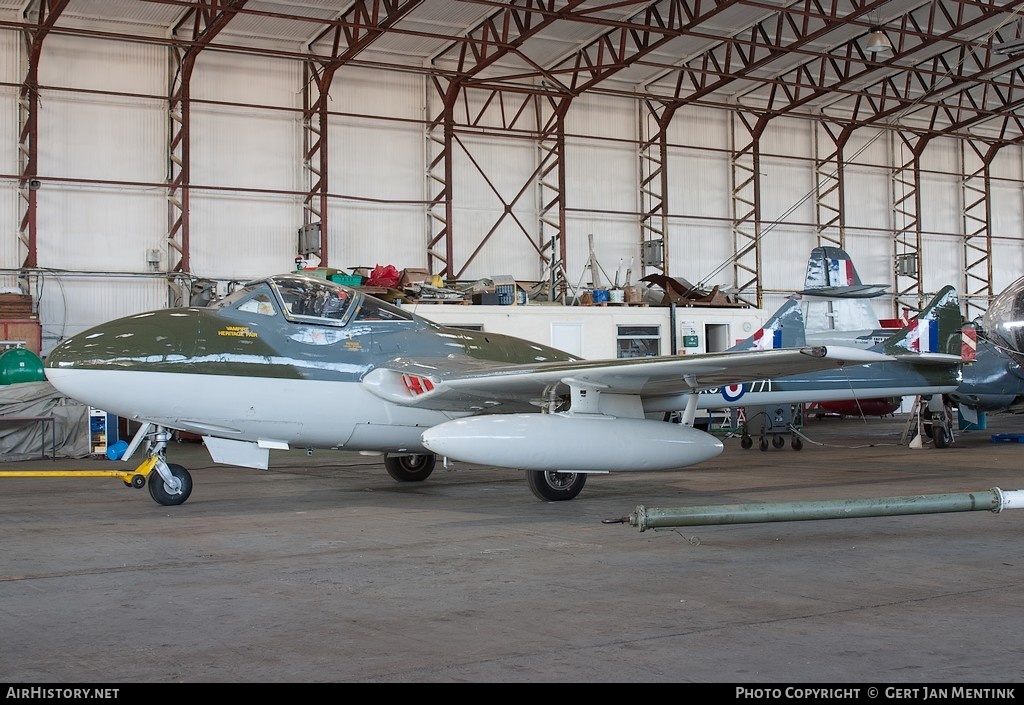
[0,381,90,461]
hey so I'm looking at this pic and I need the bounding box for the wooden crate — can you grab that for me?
[0,294,33,319]
[0,320,42,356]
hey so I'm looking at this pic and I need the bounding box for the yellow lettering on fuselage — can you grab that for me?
[218,326,258,338]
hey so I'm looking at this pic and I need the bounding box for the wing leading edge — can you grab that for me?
[362,345,892,411]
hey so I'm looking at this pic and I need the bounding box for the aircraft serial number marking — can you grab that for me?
[701,380,776,401]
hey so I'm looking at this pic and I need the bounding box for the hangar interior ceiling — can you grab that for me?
[4,0,1024,330]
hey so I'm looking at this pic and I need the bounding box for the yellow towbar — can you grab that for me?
[0,455,159,489]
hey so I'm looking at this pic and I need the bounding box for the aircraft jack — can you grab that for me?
[737,404,805,451]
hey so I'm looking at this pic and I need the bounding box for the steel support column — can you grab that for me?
[890,130,930,317]
[17,0,69,272]
[301,62,331,266]
[536,98,569,303]
[638,101,676,281]
[730,112,768,308]
[813,120,848,251]
[166,1,246,305]
[961,140,1001,321]
[166,45,191,294]
[425,89,456,279]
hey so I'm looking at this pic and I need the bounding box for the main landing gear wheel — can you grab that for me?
[931,425,952,449]
[148,463,193,506]
[384,453,436,482]
[526,470,587,501]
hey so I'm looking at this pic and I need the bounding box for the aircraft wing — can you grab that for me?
[362,345,892,411]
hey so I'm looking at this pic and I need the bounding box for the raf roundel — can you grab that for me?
[721,383,745,402]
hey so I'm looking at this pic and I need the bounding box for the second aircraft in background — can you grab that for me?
[795,245,1024,428]
[691,281,964,449]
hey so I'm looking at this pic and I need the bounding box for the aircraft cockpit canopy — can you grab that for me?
[214,273,414,326]
[981,274,1024,366]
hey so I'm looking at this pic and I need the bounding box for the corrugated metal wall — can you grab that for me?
[331,66,425,274]
[667,105,734,299]
[565,94,638,288]
[3,26,1024,355]
[990,147,1024,294]
[188,51,302,280]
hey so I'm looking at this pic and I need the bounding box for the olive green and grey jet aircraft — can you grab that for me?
[44,272,906,506]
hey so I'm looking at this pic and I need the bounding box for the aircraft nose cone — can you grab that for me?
[44,308,204,411]
[45,309,200,375]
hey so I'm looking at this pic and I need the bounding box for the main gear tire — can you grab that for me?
[384,453,436,482]
[526,470,586,501]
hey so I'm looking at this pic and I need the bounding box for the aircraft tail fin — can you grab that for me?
[875,285,963,359]
[799,245,888,299]
[804,245,862,289]
[800,246,889,334]
[728,296,806,352]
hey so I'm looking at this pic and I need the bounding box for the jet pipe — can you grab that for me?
[611,488,1024,532]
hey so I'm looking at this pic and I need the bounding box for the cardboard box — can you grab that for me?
[399,268,430,287]
[0,320,42,355]
[492,275,516,305]
[472,292,501,305]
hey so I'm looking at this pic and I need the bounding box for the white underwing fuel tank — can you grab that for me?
[421,413,723,472]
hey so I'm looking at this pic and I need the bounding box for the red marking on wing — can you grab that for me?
[402,374,435,396]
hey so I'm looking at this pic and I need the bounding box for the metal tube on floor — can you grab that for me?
[623,487,1024,532]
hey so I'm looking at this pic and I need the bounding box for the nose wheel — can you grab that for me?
[147,462,193,506]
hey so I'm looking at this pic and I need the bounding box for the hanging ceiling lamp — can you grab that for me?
[865,26,893,55]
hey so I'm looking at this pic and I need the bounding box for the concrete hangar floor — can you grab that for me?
[1,413,1022,684]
